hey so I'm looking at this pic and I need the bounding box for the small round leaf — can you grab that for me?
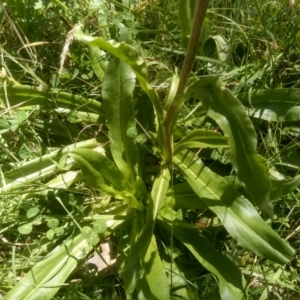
[47,218,59,229]
[127,127,138,138]
[27,207,40,219]
[54,227,64,236]
[46,229,55,240]
[136,133,147,144]
[81,226,99,246]
[18,223,33,235]
[93,220,107,234]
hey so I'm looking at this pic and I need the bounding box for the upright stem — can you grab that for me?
[163,0,210,163]
[176,0,210,95]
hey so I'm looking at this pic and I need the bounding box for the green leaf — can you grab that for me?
[46,229,55,240]
[53,227,64,236]
[238,89,300,122]
[0,85,103,115]
[178,0,195,49]
[158,208,247,300]
[202,35,230,74]
[135,236,170,300]
[2,138,102,194]
[93,219,107,234]
[165,181,207,210]
[270,172,300,200]
[136,133,147,144]
[81,226,99,246]
[102,56,138,184]
[18,223,33,235]
[26,207,40,219]
[174,129,228,154]
[188,77,273,217]
[88,45,108,81]
[4,228,99,300]
[174,150,294,264]
[123,168,170,294]
[70,148,141,210]
[47,218,59,229]
[74,28,165,152]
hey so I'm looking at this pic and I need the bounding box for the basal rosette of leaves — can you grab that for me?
[1,1,299,299]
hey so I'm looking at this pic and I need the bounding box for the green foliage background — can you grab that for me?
[1,0,300,299]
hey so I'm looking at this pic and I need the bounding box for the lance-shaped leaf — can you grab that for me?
[0,85,103,115]
[70,148,141,210]
[270,175,300,200]
[135,236,170,300]
[174,150,294,264]
[238,89,300,122]
[2,138,104,193]
[174,129,228,154]
[102,56,138,184]
[225,172,300,201]
[165,181,207,209]
[74,27,164,129]
[88,45,108,81]
[188,77,272,217]
[158,207,247,300]
[123,168,170,294]
[178,0,195,49]
[3,227,99,300]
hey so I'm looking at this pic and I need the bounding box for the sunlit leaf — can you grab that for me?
[135,236,170,300]
[18,223,33,235]
[238,89,300,122]
[47,218,59,229]
[188,77,273,217]
[174,150,294,264]
[4,228,99,300]
[93,219,107,234]
[0,85,103,115]
[70,148,141,210]
[174,129,228,154]
[26,207,40,219]
[123,168,170,294]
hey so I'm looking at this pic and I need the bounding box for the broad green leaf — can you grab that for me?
[238,89,300,122]
[123,168,170,294]
[188,77,273,217]
[73,28,166,154]
[4,228,99,300]
[102,56,138,184]
[158,208,247,300]
[135,236,170,300]
[174,129,228,154]
[71,148,129,191]
[165,181,207,209]
[35,119,90,141]
[74,28,164,124]
[0,85,103,115]
[70,148,141,210]
[174,150,294,264]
